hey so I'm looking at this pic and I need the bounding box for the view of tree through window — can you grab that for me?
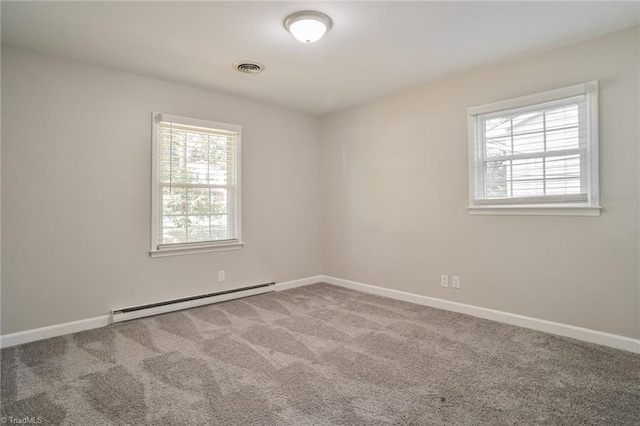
[157,121,239,246]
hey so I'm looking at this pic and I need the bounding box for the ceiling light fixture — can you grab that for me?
[284,10,332,44]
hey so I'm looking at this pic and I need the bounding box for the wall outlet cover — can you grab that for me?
[440,274,449,288]
[452,275,460,289]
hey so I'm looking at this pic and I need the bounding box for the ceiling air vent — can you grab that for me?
[234,61,265,74]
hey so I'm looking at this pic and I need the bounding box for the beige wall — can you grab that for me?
[1,47,322,334]
[321,26,640,339]
[3,26,639,340]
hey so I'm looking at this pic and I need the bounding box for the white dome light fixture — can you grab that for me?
[284,10,332,44]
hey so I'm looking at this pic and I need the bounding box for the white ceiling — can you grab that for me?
[2,1,638,116]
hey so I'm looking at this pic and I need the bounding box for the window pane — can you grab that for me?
[160,129,187,183]
[512,158,543,181]
[209,135,232,185]
[513,132,544,155]
[211,189,228,214]
[512,111,543,135]
[512,158,544,197]
[186,187,211,217]
[160,128,237,186]
[546,179,581,195]
[162,186,186,217]
[211,214,230,240]
[485,160,509,198]
[545,154,580,179]
[485,117,511,139]
[160,187,234,244]
[162,217,187,245]
[187,215,211,242]
[161,187,187,244]
[545,104,579,130]
[512,179,544,197]
[546,127,579,151]
[183,131,208,184]
[545,155,582,195]
[486,136,510,157]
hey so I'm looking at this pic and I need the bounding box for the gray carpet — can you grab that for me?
[1,283,639,425]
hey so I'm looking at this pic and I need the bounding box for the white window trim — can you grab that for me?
[150,112,244,257]
[467,81,601,216]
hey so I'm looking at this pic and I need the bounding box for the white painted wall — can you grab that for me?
[1,47,322,334]
[321,26,640,339]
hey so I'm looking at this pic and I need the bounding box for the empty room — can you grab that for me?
[1,1,639,425]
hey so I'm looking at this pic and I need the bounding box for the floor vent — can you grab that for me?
[111,282,275,323]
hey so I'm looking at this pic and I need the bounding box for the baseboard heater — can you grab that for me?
[111,282,275,323]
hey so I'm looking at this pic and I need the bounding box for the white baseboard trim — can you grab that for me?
[2,274,637,354]
[322,275,640,354]
[274,275,323,291]
[0,315,110,349]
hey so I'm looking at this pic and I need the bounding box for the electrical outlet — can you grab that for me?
[218,270,225,282]
[452,275,460,289]
[440,274,449,288]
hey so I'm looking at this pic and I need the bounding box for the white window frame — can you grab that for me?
[150,112,243,257]
[467,81,601,216]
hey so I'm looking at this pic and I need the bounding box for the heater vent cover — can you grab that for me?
[234,61,265,74]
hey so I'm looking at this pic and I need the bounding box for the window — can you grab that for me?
[150,113,242,257]
[467,81,600,216]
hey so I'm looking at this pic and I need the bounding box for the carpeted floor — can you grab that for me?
[1,283,639,425]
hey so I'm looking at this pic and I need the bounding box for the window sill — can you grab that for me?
[150,241,244,258]
[468,205,601,216]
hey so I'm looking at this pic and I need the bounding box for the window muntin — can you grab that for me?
[151,113,242,255]
[468,81,599,212]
